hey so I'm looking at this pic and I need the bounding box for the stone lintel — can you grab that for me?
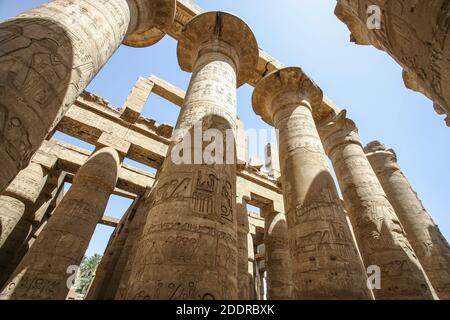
[30,150,59,171]
[100,215,121,228]
[149,75,186,107]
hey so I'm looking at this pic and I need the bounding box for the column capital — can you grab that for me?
[177,11,259,87]
[364,140,400,171]
[252,67,323,126]
[124,0,176,47]
[318,110,362,155]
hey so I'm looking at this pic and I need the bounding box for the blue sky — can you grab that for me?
[1,0,449,257]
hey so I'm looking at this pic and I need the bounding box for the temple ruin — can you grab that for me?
[0,0,449,300]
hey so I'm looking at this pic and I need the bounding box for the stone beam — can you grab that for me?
[38,140,155,196]
[56,92,171,168]
[148,75,186,107]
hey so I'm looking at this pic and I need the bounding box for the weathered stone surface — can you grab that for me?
[335,0,450,126]
[0,147,119,299]
[114,194,151,299]
[86,198,139,300]
[0,0,175,191]
[253,67,372,299]
[236,198,250,299]
[247,231,256,300]
[124,11,258,300]
[263,207,293,300]
[320,113,437,299]
[120,77,154,123]
[0,162,50,287]
[97,132,131,158]
[365,141,450,299]
[170,1,342,122]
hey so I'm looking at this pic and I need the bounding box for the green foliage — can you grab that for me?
[75,254,102,294]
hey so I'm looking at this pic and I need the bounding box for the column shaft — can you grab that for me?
[0,162,49,287]
[0,0,174,190]
[85,198,139,300]
[126,47,240,300]
[124,11,258,300]
[114,198,149,299]
[321,118,436,299]
[252,67,372,299]
[264,209,293,299]
[276,105,369,299]
[247,233,256,299]
[365,141,450,299]
[0,147,119,299]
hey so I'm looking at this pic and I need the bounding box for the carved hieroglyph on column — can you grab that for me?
[0,0,176,191]
[252,67,372,299]
[263,207,293,300]
[365,141,450,299]
[335,0,450,126]
[0,162,50,287]
[125,11,258,300]
[319,113,437,299]
[0,147,120,300]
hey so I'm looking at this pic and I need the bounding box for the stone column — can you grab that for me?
[0,0,176,191]
[319,114,437,299]
[114,196,150,300]
[125,11,258,300]
[252,67,372,299]
[236,198,250,299]
[0,147,120,299]
[247,233,256,300]
[365,141,450,299]
[263,207,293,300]
[85,198,140,300]
[0,159,54,287]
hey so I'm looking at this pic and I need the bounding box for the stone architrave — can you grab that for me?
[252,67,372,299]
[112,197,150,300]
[125,11,259,300]
[0,147,120,300]
[365,141,450,299]
[0,0,176,191]
[320,114,437,299]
